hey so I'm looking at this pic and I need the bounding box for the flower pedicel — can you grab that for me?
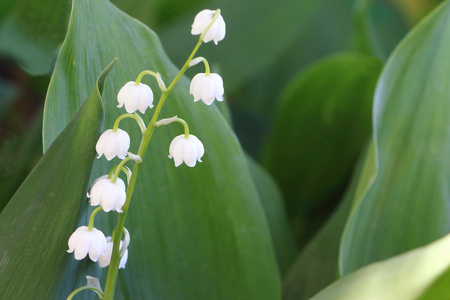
[67,9,226,299]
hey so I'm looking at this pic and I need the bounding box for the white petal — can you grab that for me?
[193,135,205,161]
[98,238,113,268]
[96,129,113,159]
[210,73,224,101]
[119,249,128,269]
[137,83,154,113]
[117,81,135,108]
[124,86,141,114]
[87,229,107,262]
[191,10,214,35]
[191,9,226,44]
[183,141,198,167]
[213,15,226,44]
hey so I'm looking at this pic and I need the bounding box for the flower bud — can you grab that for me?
[191,9,226,44]
[117,81,154,114]
[67,226,107,262]
[88,175,126,212]
[190,73,224,105]
[98,237,129,269]
[168,134,204,167]
[96,129,130,161]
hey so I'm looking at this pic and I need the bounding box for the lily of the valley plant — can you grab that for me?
[66,9,226,300]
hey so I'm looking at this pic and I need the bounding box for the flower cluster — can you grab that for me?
[67,8,226,298]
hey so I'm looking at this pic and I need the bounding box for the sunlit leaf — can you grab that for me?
[339,1,450,275]
[43,0,280,298]
[0,60,114,298]
[312,233,450,300]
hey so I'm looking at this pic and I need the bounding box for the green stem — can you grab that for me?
[102,29,206,300]
[112,113,146,133]
[135,70,166,91]
[155,116,190,138]
[111,157,131,183]
[67,286,104,300]
[88,207,103,231]
[190,57,210,75]
[177,118,190,138]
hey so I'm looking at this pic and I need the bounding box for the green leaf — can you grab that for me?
[0,0,71,75]
[246,155,296,277]
[312,233,450,300]
[339,1,450,275]
[0,59,114,298]
[43,0,280,298]
[262,52,382,245]
[283,140,377,300]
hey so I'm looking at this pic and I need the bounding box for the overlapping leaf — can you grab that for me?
[283,141,377,300]
[0,60,113,299]
[246,155,296,276]
[340,1,450,275]
[43,0,280,298]
[312,232,450,300]
[262,53,381,245]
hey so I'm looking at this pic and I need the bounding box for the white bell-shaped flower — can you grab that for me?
[98,237,129,269]
[96,129,130,161]
[67,226,107,262]
[191,9,226,44]
[190,73,224,105]
[87,175,126,212]
[117,81,154,114]
[168,134,204,167]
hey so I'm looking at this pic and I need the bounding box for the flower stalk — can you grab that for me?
[102,20,216,298]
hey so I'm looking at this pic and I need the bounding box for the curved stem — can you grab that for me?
[67,286,104,300]
[88,207,103,231]
[177,118,190,138]
[111,157,131,183]
[112,113,146,133]
[190,56,210,75]
[135,70,166,91]
[102,23,209,300]
[155,116,190,137]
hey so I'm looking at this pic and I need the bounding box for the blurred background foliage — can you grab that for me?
[0,0,445,298]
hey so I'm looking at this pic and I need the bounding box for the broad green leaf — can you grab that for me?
[0,60,114,299]
[0,0,71,75]
[339,1,450,275]
[283,140,377,300]
[43,0,280,298]
[312,233,450,300]
[246,155,296,277]
[262,53,382,245]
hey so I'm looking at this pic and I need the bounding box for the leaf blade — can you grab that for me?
[0,59,114,299]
